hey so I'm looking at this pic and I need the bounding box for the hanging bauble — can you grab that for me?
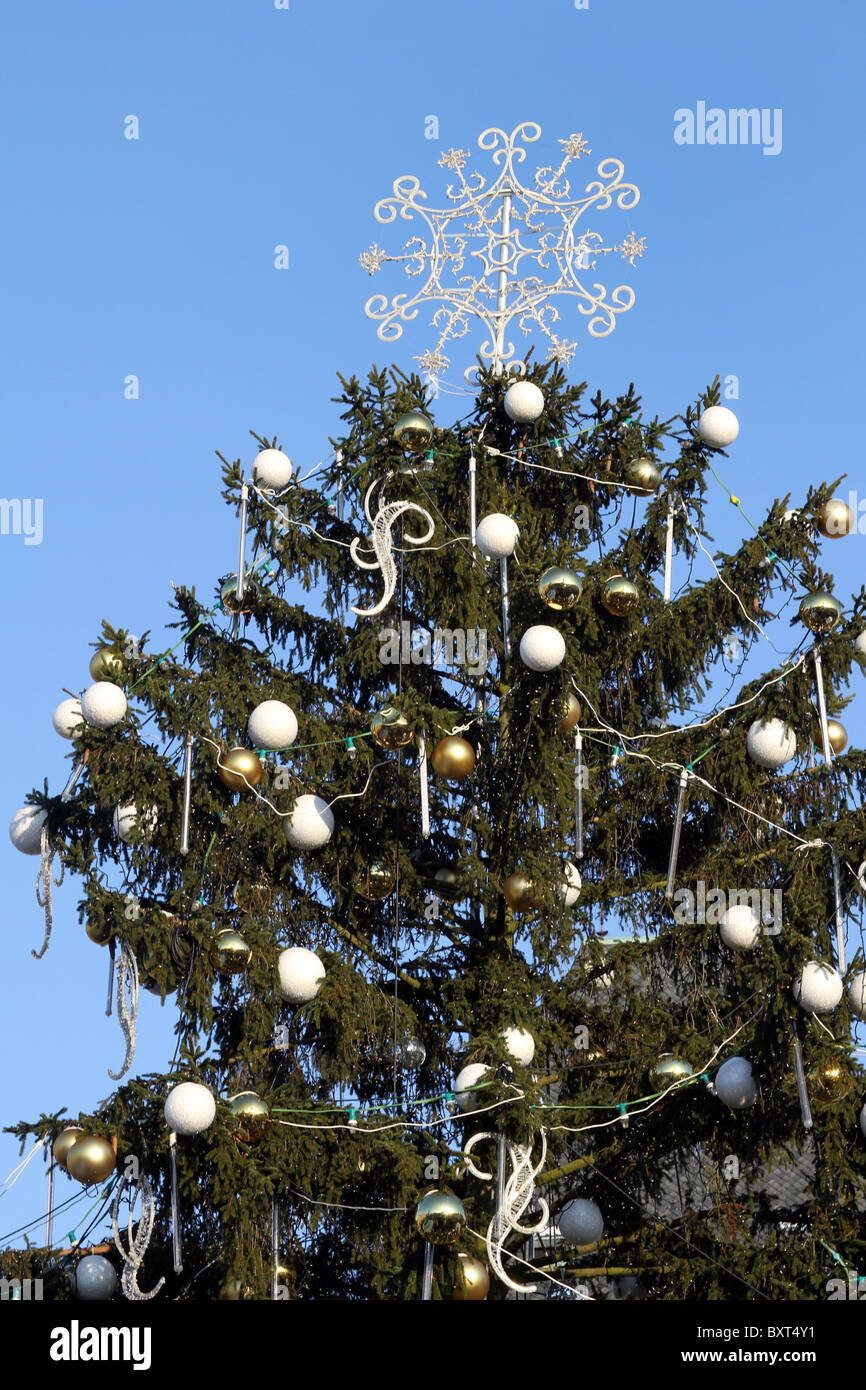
[714,1056,757,1109]
[220,575,260,616]
[558,1198,604,1246]
[792,961,843,1013]
[538,566,583,611]
[431,736,475,779]
[71,1255,118,1301]
[519,625,566,672]
[816,498,853,538]
[814,718,848,755]
[745,718,797,770]
[855,631,866,665]
[112,803,157,844]
[394,410,433,453]
[228,1092,270,1142]
[501,1027,535,1066]
[696,405,739,448]
[799,591,842,634]
[252,447,293,490]
[89,648,124,682]
[453,1062,491,1112]
[503,380,545,424]
[651,1055,694,1085]
[66,1135,116,1185]
[559,862,582,907]
[397,1036,426,1069]
[285,794,334,849]
[164,1082,216,1136]
[209,928,252,975]
[475,513,519,560]
[52,697,84,739]
[557,691,582,732]
[452,1253,490,1300]
[278,946,325,1003]
[806,1057,852,1107]
[52,1126,84,1171]
[504,872,539,912]
[81,681,127,730]
[217,747,263,792]
[140,956,180,998]
[600,575,640,617]
[86,916,113,946]
[9,805,47,855]
[354,859,396,899]
[432,865,463,902]
[624,457,662,496]
[847,971,866,1021]
[247,700,298,751]
[719,903,761,951]
[860,1103,866,1140]
[371,704,414,749]
[415,1191,466,1246]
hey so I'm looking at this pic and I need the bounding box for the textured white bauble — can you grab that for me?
[71,1254,117,1301]
[501,1027,535,1067]
[558,1198,604,1246]
[847,971,866,1021]
[855,632,866,660]
[559,862,581,907]
[248,700,298,751]
[503,380,545,424]
[284,794,334,850]
[746,718,797,770]
[519,625,566,672]
[476,513,520,560]
[9,805,48,854]
[278,946,326,1003]
[715,1056,757,1108]
[164,1082,216,1136]
[792,961,844,1014]
[252,447,293,490]
[453,1062,491,1112]
[719,903,761,951]
[697,405,739,449]
[81,681,127,730]
[52,697,84,739]
[860,1103,866,1140]
[112,803,156,844]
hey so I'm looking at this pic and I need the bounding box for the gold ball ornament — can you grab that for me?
[66,1135,117,1186]
[806,1057,852,1107]
[88,648,124,682]
[816,498,854,539]
[556,691,582,733]
[371,705,415,750]
[601,575,640,618]
[415,1190,466,1246]
[52,1127,84,1172]
[85,917,114,946]
[228,1091,270,1141]
[452,1253,490,1301]
[624,457,662,496]
[393,410,433,454]
[538,566,583,611]
[219,575,261,616]
[354,859,397,900]
[651,1054,694,1085]
[209,928,252,975]
[799,591,842,634]
[217,747,264,792]
[433,865,463,902]
[431,736,475,780]
[504,872,540,912]
[815,718,848,755]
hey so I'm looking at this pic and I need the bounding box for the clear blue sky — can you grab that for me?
[1,0,864,1247]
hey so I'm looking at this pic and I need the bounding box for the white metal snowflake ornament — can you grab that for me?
[359,122,645,383]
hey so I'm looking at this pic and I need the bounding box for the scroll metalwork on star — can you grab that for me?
[359,121,646,382]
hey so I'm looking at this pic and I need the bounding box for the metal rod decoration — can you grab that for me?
[106,937,116,1017]
[230,479,249,640]
[335,448,344,521]
[45,1152,54,1249]
[493,192,513,374]
[500,556,512,660]
[271,1198,281,1301]
[61,757,87,802]
[169,1131,183,1273]
[792,1028,813,1132]
[417,731,431,839]
[495,1130,507,1234]
[665,769,689,900]
[469,450,477,547]
[812,648,834,765]
[831,850,846,974]
[663,497,675,603]
[574,731,584,860]
[180,734,194,855]
[421,1241,435,1300]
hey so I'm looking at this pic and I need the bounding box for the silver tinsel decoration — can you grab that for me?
[112,1171,165,1301]
[108,943,139,1080]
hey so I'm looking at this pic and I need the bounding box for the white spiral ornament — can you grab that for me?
[462,1128,549,1294]
[111,1171,165,1301]
[349,477,435,618]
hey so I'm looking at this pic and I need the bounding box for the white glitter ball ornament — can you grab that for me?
[559,862,582,907]
[519,625,566,672]
[847,971,866,1021]
[284,794,334,850]
[81,682,127,730]
[792,961,844,1014]
[278,947,326,1003]
[252,448,293,490]
[746,718,796,770]
[697,406,739,449]
[476,513,519,560]
[9,805,48,854]
[558,1198,604,1246]
[501,1027,535,1066]
[52,697,84,739]
[112,803,157,844]
[503,380,545,424]
[71,1255,118,1301]
[164,1082,216,1136]
[715,1056,757,1108]
[247,700,298,751]
[453,1062,491,1112]
[719,903,761,951]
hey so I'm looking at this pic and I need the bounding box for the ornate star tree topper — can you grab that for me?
[359,121,645,383]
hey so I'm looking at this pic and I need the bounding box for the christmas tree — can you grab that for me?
[4,123,866,1305]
